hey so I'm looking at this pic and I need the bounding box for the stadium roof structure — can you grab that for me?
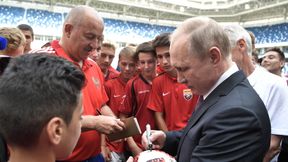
[4,0,288,27]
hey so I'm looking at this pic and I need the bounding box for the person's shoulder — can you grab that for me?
[126,75,139,86]
[105,77,119,86]
[153,72,166,82]
[29,47,55,54]
[255,67,287,86]
[109,66,120,75]
[87,58,102,71]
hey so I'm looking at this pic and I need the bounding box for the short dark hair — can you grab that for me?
[265,47,285,61]
[152,32,171,48]
[119,46,136,62]
[17,24,34,39]
[0,53,85,147]
[102,42,116,51]
[134,42,156,61]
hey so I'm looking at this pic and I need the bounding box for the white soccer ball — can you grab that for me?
[135,150,176,162]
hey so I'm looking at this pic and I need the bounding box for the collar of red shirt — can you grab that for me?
[51,40,92,71]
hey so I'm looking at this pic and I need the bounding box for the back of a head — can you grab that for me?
[223,24,253,56]
[0,27,26,56]
[171,17,231,59]
[152,32,171,48]
[17,24,34,39]
[0,53,85,148]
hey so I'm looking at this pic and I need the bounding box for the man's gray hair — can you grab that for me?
[171,16,231,59]
[223,24,252,56]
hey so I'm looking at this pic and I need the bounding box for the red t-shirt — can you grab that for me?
[119,74,155,148]
[105,66,120,81]
[147,72,199,130]
[104,77,126,153]
[34,40,108,161]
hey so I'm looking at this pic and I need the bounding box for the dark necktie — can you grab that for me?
[195,95,204,110]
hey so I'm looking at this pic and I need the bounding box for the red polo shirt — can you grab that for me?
[147,72,199,130]
[105,66,120,81]
[104,77,126,153]
[119,74,155,149]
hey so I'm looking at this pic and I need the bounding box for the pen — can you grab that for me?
[96,109,102,115]
[146,124,152,151]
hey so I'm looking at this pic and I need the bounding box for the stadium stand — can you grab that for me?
[247,23,288,44]
[0,5,24,26]
[1,5,288,45]
[0,5,175,41]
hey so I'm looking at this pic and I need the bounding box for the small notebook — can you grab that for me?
[107,117,142,141]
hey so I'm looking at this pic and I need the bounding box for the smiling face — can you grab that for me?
[261,51,285,76]
[63,11,104,63]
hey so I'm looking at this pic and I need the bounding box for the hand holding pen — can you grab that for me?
[146,124,153,151]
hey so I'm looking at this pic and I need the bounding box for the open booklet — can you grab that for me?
[107,117,142,141]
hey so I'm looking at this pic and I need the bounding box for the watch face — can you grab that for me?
[135,150,176,162]
[0,56,11,75]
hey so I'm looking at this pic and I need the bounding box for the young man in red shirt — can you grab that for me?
[104,46,137,161]
[91,42,120,81]
[119,42,157,156]
[147,33,199,131]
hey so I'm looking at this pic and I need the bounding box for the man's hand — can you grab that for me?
[81,115,125,134]
[142,130,166,150]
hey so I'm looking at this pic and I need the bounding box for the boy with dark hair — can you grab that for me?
[147,33,199,131]
[0,53,85,162]
[262,47,285,76]
[93,42,120,81]
[119,42,157,156]
[17,24,34,53]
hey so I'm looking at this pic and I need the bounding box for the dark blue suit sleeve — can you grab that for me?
[162,130,183,156]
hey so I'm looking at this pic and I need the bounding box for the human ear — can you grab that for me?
[46,117,65,145]
[64,24,73,38]
[280,60,285,68]
[237,39,247,50]
[208,47,221,64]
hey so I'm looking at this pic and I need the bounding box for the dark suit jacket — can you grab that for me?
[162,71,271,162]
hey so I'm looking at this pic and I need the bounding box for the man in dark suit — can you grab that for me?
[141,17,271,162]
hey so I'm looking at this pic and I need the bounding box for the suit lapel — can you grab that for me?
[176,71,246,158]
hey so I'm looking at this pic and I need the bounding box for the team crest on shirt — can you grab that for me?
[92,77,100,88]
[183,89,193,100]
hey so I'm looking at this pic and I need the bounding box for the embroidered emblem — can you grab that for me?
[183,89,192,100]
[92,77,100,88]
